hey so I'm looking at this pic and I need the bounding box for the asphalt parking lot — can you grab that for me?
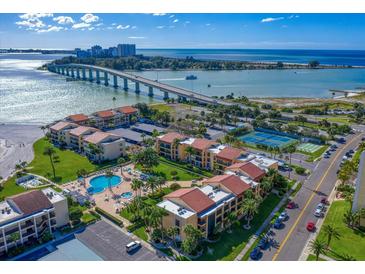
[76,220,166,261]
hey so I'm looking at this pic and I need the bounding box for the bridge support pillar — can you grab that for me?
[71,68,75,78]
[76,68,80,79]
[123,78,128,91]
[56,67,59,74]
[113,75,118,88]
[89,69,93,82]
[148,86,154,97]
[66,68,70,76]
[96,70,100,84]
[61,68,65,75]
[163,91,169,100]
[135,82,140,94]
[104,72,109,86]
[82,68,86,80]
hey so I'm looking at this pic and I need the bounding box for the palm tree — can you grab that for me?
[167,227,179,247]
[105,170,114,191]
[184,146,196,163]
[343,209,359,228]
[323,224,341,248]
[259,178,273,196]
[146,176,159,194]
[88,143,102,163]
[43,146,57,179]
[40,125,47,136]
[226,212,238,233]
[283,144,296,179]
[131,178,144,196]
[240,198,259,230]
[10,232,21,248]
[309,239,326,261]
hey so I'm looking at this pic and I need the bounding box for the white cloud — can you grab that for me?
[173,19,179,23]
[112,23,117,26]
[80,13,99,23]
[53,16,74,25]
[88,27,95,31]
[169,15,175,18]
[128,36,145,39]
[19,13,53,20]
[95,23,103,27]
[156,25,165,29]
[37,26,64,33]
[16,18,45,29]
[116,24,130,30]
[153,13,166,16]
[288,15,300,19]
[261,17,285,23]
[72,22,91,29]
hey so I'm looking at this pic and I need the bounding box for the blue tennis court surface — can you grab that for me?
[240,131,297,148]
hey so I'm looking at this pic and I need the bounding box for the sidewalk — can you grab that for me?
[234,181,300,261]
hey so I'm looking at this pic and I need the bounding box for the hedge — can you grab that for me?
[95,207,124,227]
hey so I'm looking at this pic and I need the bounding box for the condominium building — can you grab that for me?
[49,121,79,146]
[69,126,100,152]
[66,113,90,126]
[116,106,139,125]
[156,132,186,160]
[117,44,136,57]
[83,131,125,162]
[212,146,247,172]
[0,188,69,257]
[91,106,139,129]
[157,174,250,240]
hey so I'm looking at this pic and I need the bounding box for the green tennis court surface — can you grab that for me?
[297,143,323,154]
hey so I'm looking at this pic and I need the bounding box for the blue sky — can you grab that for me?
[1,13,365,50]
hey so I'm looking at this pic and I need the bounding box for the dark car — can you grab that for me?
[273,218,283,229]
[286,201,297,209]
[250,247,262,260]
[257,237,270,250]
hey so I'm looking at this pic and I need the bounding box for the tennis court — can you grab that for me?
[297,143,323,154]
[240,131,297,149]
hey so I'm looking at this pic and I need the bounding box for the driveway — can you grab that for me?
[75,220,166,261]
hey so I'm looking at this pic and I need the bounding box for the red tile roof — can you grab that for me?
[226,162,266,181]
[67,113,89,123]
[165,188,215,214]
[9,190,53,215]
[118,106,138,115]
[50,121,77,131]
[84,131,118,144]
[69,126,98,137]
[205,174,251,196]
[191,138,217,151]
[216,146,245,161]
[95,110,115,118]
[158,132,186,144]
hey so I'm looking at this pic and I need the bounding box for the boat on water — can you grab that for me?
[185,75,198,80]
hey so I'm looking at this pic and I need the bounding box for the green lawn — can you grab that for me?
[316,200,365,260]
[150,103,176,115]
[29,138,98,184]
[198,193,281,261]
[325,116,352,125]
[300,145,328,162]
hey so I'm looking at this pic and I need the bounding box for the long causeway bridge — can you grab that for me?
[48,63,232,106]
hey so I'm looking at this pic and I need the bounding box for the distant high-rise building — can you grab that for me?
[91,45,103,57]
[117,44,136,57]
[108,47,118,57]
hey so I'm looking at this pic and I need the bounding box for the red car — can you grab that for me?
[321,198,329,205]
[286,201,296,209]
[306,221,316,232]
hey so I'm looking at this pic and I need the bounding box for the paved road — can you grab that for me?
[258,131,364,261]
[76,220,166,261]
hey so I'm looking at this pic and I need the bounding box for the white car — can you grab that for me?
[314,203,325,217]
[126,241,141,252]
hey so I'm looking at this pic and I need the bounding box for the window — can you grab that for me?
[175,219,180,227]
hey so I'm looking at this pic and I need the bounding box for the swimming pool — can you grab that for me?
[87,175,122,194]
[120,192,133,199]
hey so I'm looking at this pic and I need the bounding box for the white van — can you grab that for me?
[126,241,141,252]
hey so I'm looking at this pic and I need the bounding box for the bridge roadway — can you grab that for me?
[48,63,232,106]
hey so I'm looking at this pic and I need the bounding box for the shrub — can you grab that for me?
[95,207,123,227]
[295,166,306,175]
[170,170,178,176]
[170,183,181,191]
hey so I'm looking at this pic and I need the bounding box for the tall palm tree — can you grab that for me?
[240,198,259,230]
[167,226,179,247]
[283,144,296,179]
[105,170,114,192]
[309,239,326,261]
[88,143,102,163]
[323,224,341,248]
[184,146,195,163]
[131,178,144,196]
[43,146,57,179]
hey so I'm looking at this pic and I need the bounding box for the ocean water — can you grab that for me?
[1,50,365,124]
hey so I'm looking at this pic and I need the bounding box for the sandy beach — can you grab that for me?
[0,123,43,180]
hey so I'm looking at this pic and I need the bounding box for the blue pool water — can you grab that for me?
[240,131,297,148]
[120,192,133,199]
[87,175,122,194]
